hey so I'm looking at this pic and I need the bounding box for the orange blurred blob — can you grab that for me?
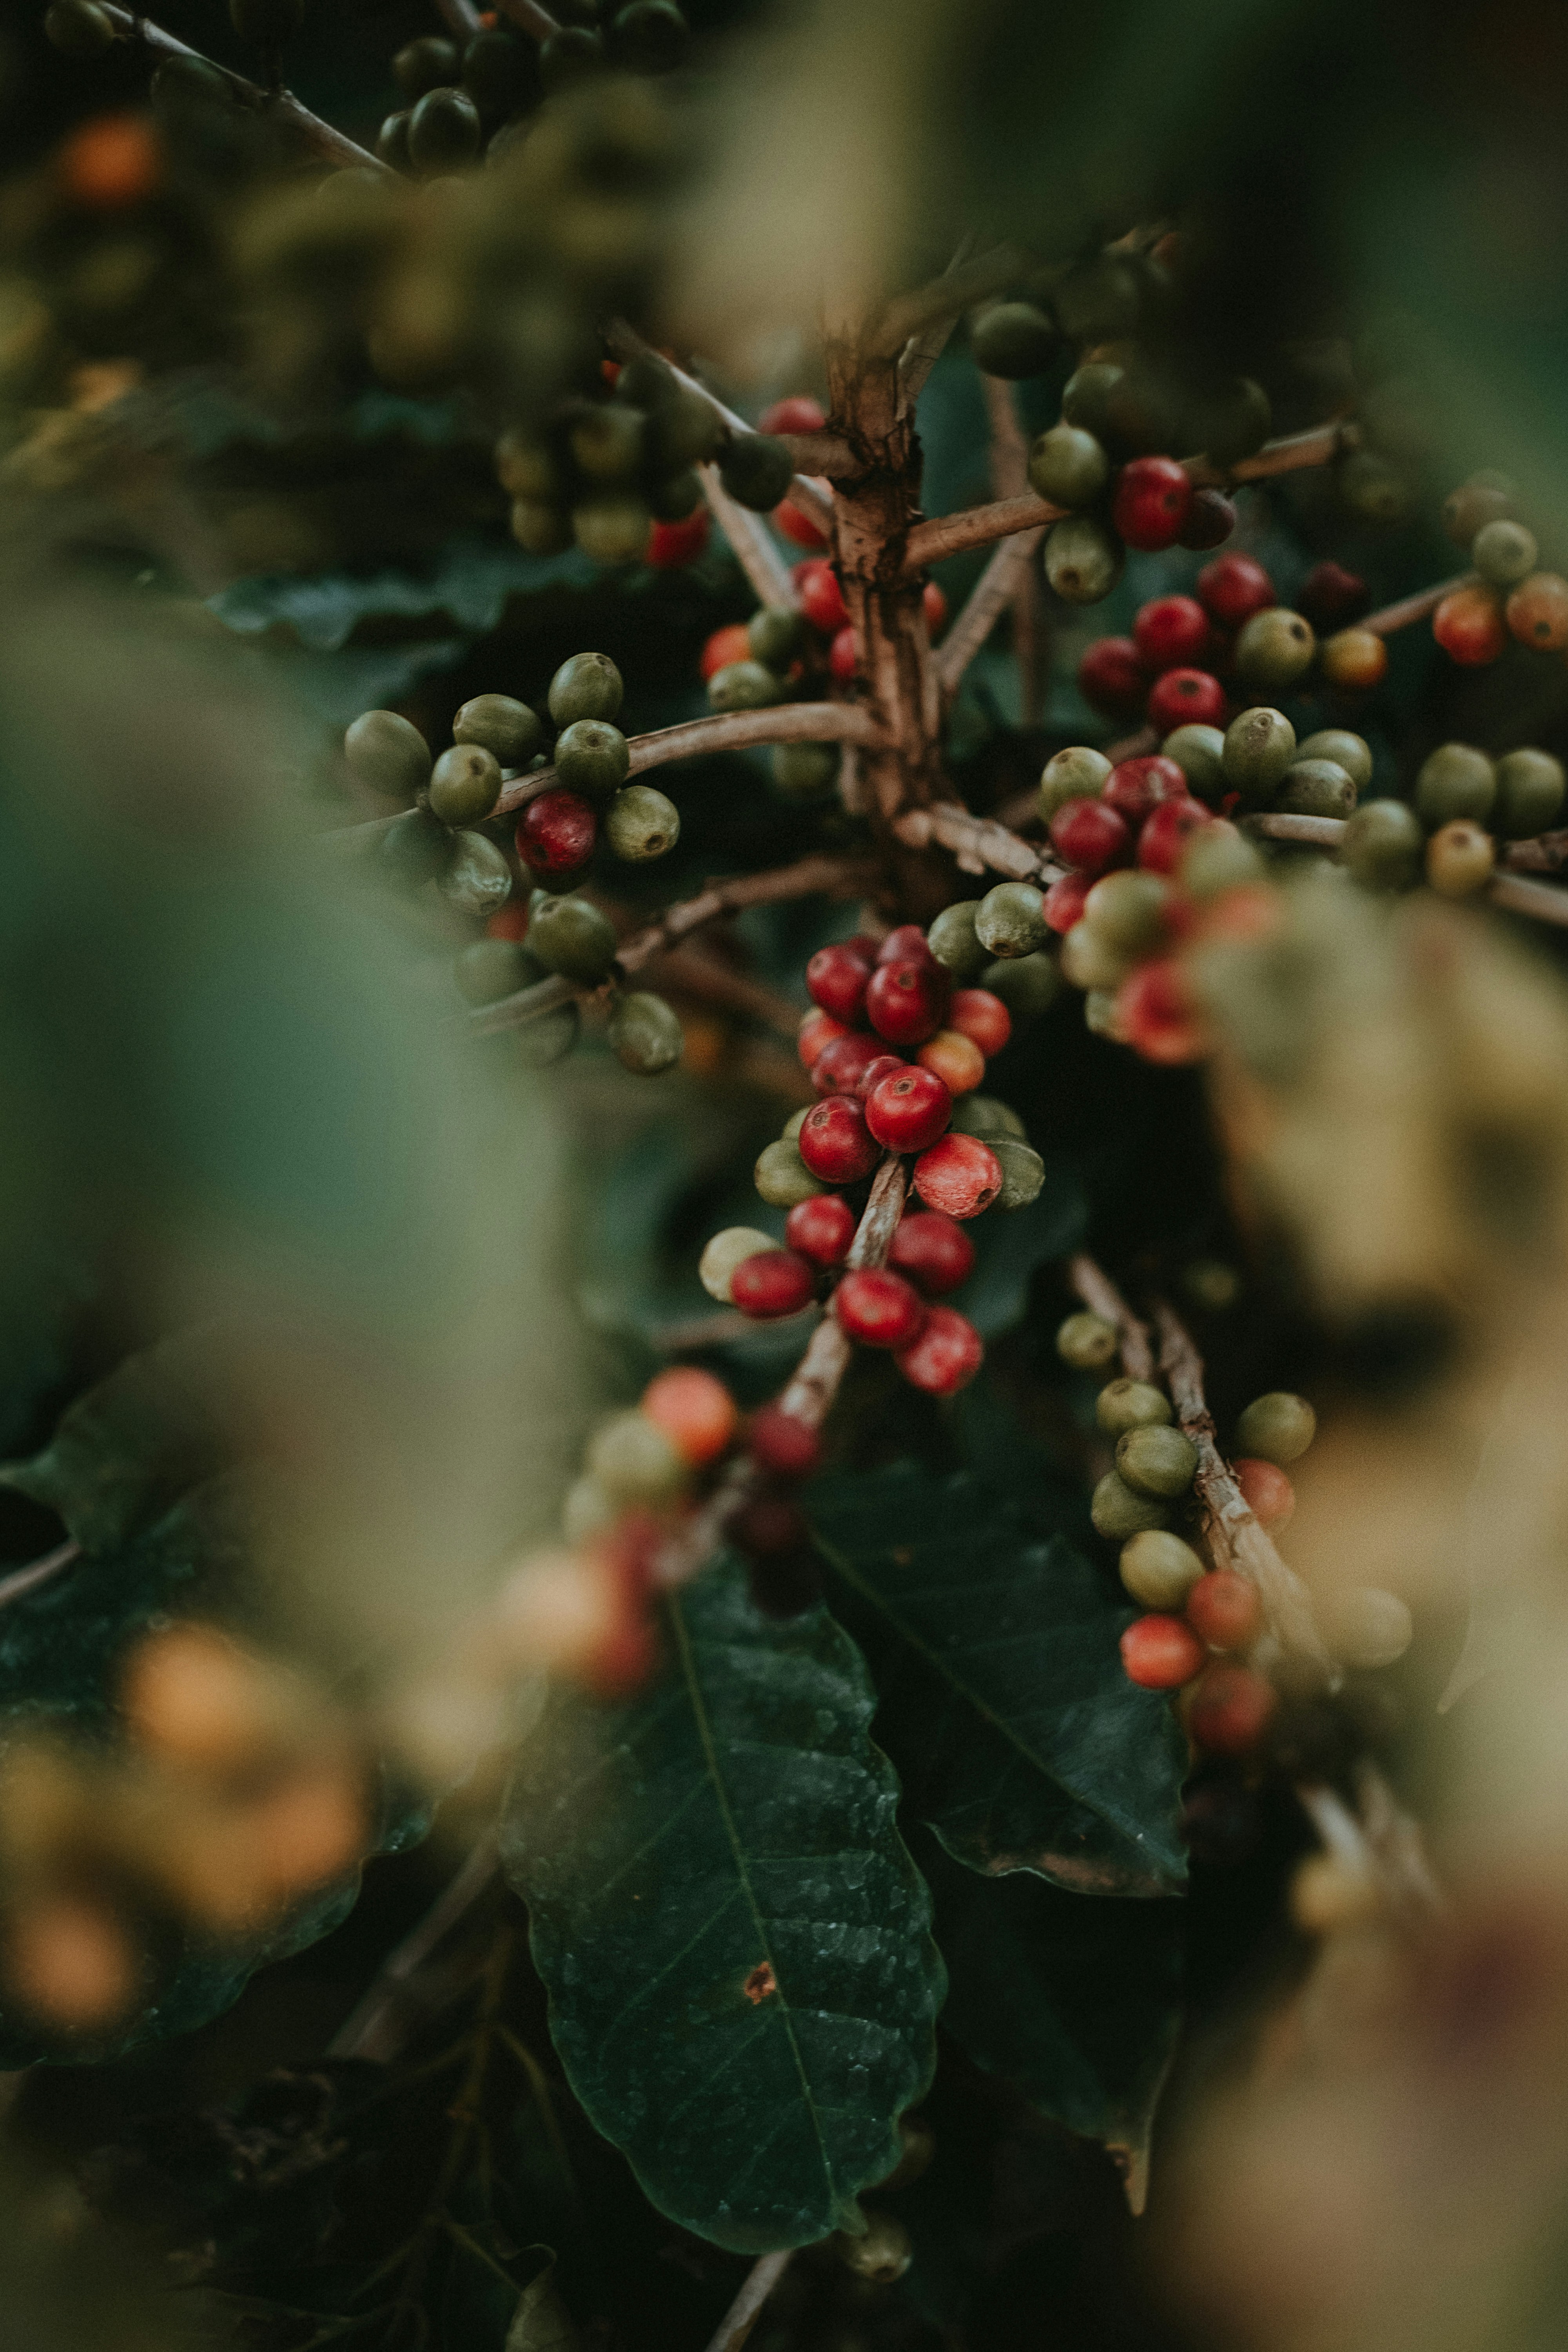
[120,1623,298,1772]
[641,1367,739,1466]
[1234,1456,1296,1528]
[8,1892,136,2028]
[60,114,162,209]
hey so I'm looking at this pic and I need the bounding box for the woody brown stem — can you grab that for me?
[936,527,1047,699]
[892,801,1064,887]
[98,3,388,172]
[1067,1254,1155,1382]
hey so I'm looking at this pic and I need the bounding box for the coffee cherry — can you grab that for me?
[866,960,949,1047]
[642,1368,737,1466]
[774,497,828,550]
[877,926,938,966]
[1061,922,1129,994]
[347,710,430,799]
[1343,799,1423,890]
[748,605,804,671]
[1426,819,1496,897]
[455,938,535,1006]
[550,652,623,727]
[1119,1527,1203,1609]
[799,1096,879,1181]
[1319,1585,1413,1669]
[454,693,545,769]
[926,902,990,980]
[528,893,617,983]
[1233,1458,1294,1526]
[1494,747,1566,837]
[1161,724,1227,805]
[806,942,873,1022]
[648,510,709,567]
[970,882,1047,963]
[430,743,503,826]
[955,1098,1032,1140]
[1197,551,1275,628]
[1186,1662,1277,1753]
[1077,639,1148,722]
[440,831,512,918]
[748,1404,821,1479]
[1506,570,1568,650]
[989,1136,1044,1208]
[772,742,839,801]
[796,560,849,635]
[517,1004,581,1068]
[517,788,596,881]
[1027,423,1109,509]
[1178,488,1237,551]
[45,0,117,55]
[837,2212,913,2284]
[732,1249,817,1319]
[462,26,535,116]
[786,1193,856,1266]
[1222,706,1296,802]
[1473,517,1537,586]
[913,1132,1002,1219]
[700,626,750,682]
[1083,870,1170,957]
[853,1054,906,1098]
[512,502,574,557]
[555,720,631,800]
[1120,1614,1203,1689]
[1061,361,1124,438]
[571,405,646,485]
[888,1210,975,1294]
[1299,730,1372,794]
[1443,475,1514,543]
[1234,607,1315,692]
[708,661,780,712]
[1298,560,1369,630]
[609,991,683,1074]
[1108,457,1189,554]
[1180,825,1265,899]
[605,786,679,864]
[1134,595,1210,673]
[381,805,451,887]
[1235,1391,1316,1464]
[408,86,482,173]
[1433,583,1506,665]
[1044,515,1124,605]
[719,433,794,511]
[609,0,690,71]
[377,112,412,169]
[922,580,948,638]
[1117,958,1205,1062]
[799,1008,848,1070]
[866,1065,952,1151]
[1137,797,1211,876]
[813,1034,891,1096]
[973,301,1057,378]
[916,1029,984,1095]
[834,1269,927,1350]
[1278,758,1356,819]
[1289,1852,1379,1936]
[828,627,858,682]
[1186,1570,1262,1652]
[1147,668,1225,735]
[1042,746,1114,819]
[947,988,1011,1057]
[980,953,1059,1025]
[699,1227,773,1301]
[1097,1378,1172,1438]
[395,34,458,94]
[896,1305,983,1394]
[1057,1310,1118,1369]
[1048,800,1130,878]
[1415,742,1495,827]
[1104,753,1187,829]
[588,1410,685,1504]
[1117,1423,1198,1499]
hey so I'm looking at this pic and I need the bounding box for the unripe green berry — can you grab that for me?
[573,495,651,564]
[380,805,449,887]
[1494,748,1565,839]
[528,894,618,982]
[1342,799,1423,890]
[1234,608,1316,693]
[439,829,512,916]
[748,606,803,670]
[1061,921,1129,993]
[781,1107,808,1141]
[646,383,724,471]
[1092,1471,1171,1540]
[1298,729,1372,793]
[511,499,573,556]
[1116,1423,1198,1499]
[394,34,458,96]
[609,1,691,74]
[497,432,559,501]
[570,403,645,483]
[973,301,1057,379]
[835,2212,912,2284]
[555,719,630,799]
[1191,376,1271,466]
[766,743,834,802]
[979,952,1059,1020]
[1414,742,1495,828]
[1234,1391,1316,1465]
[1027,425,1108,509]
[1040,745,1112,820]
[604,784,679,860]
[1096,1379,1172,1438]
[648,469,702,522]
[1336,448,1414,525]
[926,901,990,980]
[754,1140,826,1208]
[719,433,793,511]
[1061,362,1124,439]
[1120,1528,1205,1610]
[949,1094,1025,1140]
[608,990,683,1074]
[346,710,431,799]
[1180,824,1265,898]
[550,652,623,727]
[454,693,545,769]
[1044,515,1124,605]
[1319,1585,1412,1669]
[1057,1312,1117,1370]
[1161,724,1226,806]
[586,1408,686,1504]
[429,742,503,826]
[44,0,116,56]
[1083,869,1169,956]
[1222,707,1295,804]
[699,1226,773,1302]
[975,881,1048,959]
[1277,758,1356,818]
[991,1137,1045,1209]
[539,25,604,91]
[1472,518,1537,586]
[454,938,537,1006]
[516,1003,580,1066]
[1426,818,1495,897]
[708,660,781,712]
[408,85,482,174]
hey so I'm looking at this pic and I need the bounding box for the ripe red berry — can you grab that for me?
[866,958,949,1046]
[833,1267,927,1349]
[795,559,848,635]
[731,1249,817,1319]
[648,509,710,569]
[516,788,596,881]
[812,1033,889,1095]
[1506,571,1568,650]
[888,1209,975,1294]
[799,1007,848,1070]
[854,1053,906,1098]
[1186,1570,1263,1652]
[1049,798,1131,877]
[1137,796,1212,875]
[799,1094,879,1181]
[1103,754,1188,829]
[701,621,752,679]
[1078,636,1150,722]
[641,1367,737,1465]
[923,581,948,638]
[917,1029,986,1094]
[1177,488,1236,550]
[877,924,938,966]
[912,1132,1003,1219]
[1134,595,1210,672]
[895,1304,984,1395]
[1120,1614,1204,1689]
[806,941,874,1023]
[1196,551,1276,628]
[786,1192,857,1265]
[829,624,858,680]
[1112,456,1193,553]
[1186,1661,1278,1755]
[747,1402,822,1478]
[1146,668,1226,734]
[866,1064,952,1151]
[1043,872,1092,933]
[773,498,829,550]
[1116,957,1207,1065]
[948,988,1011,1057]
[1432,583,1505,666]
[1298,560,1368,630]
[759,394,826,436]
[1233,1457,1295,1527]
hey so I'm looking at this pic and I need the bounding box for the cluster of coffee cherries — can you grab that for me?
[1078,550,1385,731]
[1343,738,1566,900]
[1431,474,1568,667]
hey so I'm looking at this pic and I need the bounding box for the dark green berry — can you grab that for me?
[549,652,623,727]
[608,0,690,73]
[608,989,683,1073]
[572,495,651,564]
[454,938,539,1006]
[718,433,794,512]
[949,1093,1025,1140]
[771,742,838,800]
[1414,742,1495,828]
[1040,745,1112,817]
[1298,729,1372,793]
[408,87,482,174]
[978,952,1058,1020]
[379,805,450,888]
[1161,724,1226,804]
[748,606,803,669]
[1277,759,1356,818]
[428,743,503,826]
[376,112,412,171]
[975,881,1048,959]
[1027,424,1108,510]
[461,27,536,118]
[345,710,430,799]
[528,894,618,983]
[604,784,679,860]
[646,384,725,470]
[972,301,1057,379]
[926,901,989,979]
[439,830,513,916]
[1096,1379,1172,1438]
[1341,799,1424,890]
[394,36,458,97]
[539,25,604,91]
[1116,1423,1198,1498]
[454,693,545,769]
[1189,377,1271,466]
[569,403,645,482]
[1091,1470,1170,1540]
[1044,515,1123,604]
[1053,260,1141,345]
[1234,608,1316,693]
[991,1137,1045,1209]
[1494,748,1565,838]
[1061,363,1124,440]
[648,469,702,521]
[1222,707,1295,803]
[708,660,780,712]
[517,1002,580,1067]
[44,0,116,57]
[554,719,630,799]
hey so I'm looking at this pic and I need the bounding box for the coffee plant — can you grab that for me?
[5,3,1568,2349]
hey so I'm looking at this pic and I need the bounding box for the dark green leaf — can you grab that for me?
[807,1465,1187,1895]
[501,1558,945,2253]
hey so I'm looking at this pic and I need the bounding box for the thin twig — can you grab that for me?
[98,3,388,172]
[651,1305,818,1354]
[699,463,801,608]
[0,1539,80,1611]
[491,0,561,36]
[935,527,1047,699]
[869,245,1034,359]
[329,1832,500,2063]
[700,2251,794,2352]
[647,941,803,1036]
[891,801,1064,887]
[430,0,483,34]
[1488,871,1568,927]
[1067,1253,1154,1381]
[1186,420,1349,492]
[1363,573,1473,637]
[605,322,837,539]
[897,234,980,413]
[1502,828,1568,873]
[1244,814,1346,849]
[1245,815,1568,927]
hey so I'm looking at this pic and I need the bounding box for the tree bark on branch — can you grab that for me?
[99,3,388,172]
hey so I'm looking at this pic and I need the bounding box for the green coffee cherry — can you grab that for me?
[1234,608,1316,693]
[605,784,679,861]
[439,830,512,917]
[609,1,692,74]
[1472,518,1537,586]
[973,301,1057,379]
[587,1408,686,1504]
[781,1107,808,1141]
[1083,870,1169,956]
[380,805,450,887]
[1277,759,1356,819]
[1061,362,1124,439]
[979,952,1058,1020]
[1341,799,1423,890]
[550,653,624,727]
[511,500,573,556]
[1414,742,1495,828]
[573,495,652,564]
[950,1094,1025,1140]
[1222,707,1296,804]
[1234,1391,1317,1464]
[1190,376,1271,466]
[1096,1379,1172,1439]
[719,433,793,511]
[394,34,458,96]
[1162,725,1226,806]
[1120,1528,1204,1610]
[1319,1586,1413,1670]
[428,742,503,826]
[608,990,683,1074]
[454,937,538,1006]
[1057,1311,1117,1370]
[1180,826,1265,898]
[1336,448,1414,525]
[1116,1423,1199,1499]
[497,431,559,501]
[1494,748,1565,838]
[708,661,780,712]
[1027,425,1108,510]
[1045,515,1124,605]
[346,710,431,799]
[454,693,545,769]
[1040,745,1111,819]
[461,27,535,118]
[926,901,990,979]
[647,384,724,471]
[699,1226,773,1301]
[1061,921,1129,994]
[648,469,702,521]
[539,25,605,92]
[516,1002,580,1066]
[771,742,838,800]
[408,86,482,174]
[748,606,803,670]
[570,403,645,482]
[1298,729,1372,794]
[528,894,618,983]
[44,0,116,56]
[991,1138,1045,1209]
[975,882,1048,959]
[755,1139,826,1208]
[1092,1471,1171,1540]
[1055,257,1141,343]
[555,720,630,799]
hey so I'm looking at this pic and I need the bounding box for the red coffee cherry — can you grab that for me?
[773,497,829,550]
[877,924,939,967]
[1196,550,1276,628]
[866,1064,953,1151]
[648,510,710,569]
[887,1209,975,1294]
[1433,583,1505,666]
[1186,1569,1263,1652]
[1103,754,1188,829]
[1078,635,1149,721]
[786,1192,857,1265]
[759,393,826,435]
[1112,456,1193,552]
[1117,957,1207,1065]
[1186,1661,1278,1754]
[747,1402,822,1479]
[1049,798,1131,877]
[829,624,858,680]
[813,1032,890,1095]
[701,622,751,679]
[923,580,948,637]
[1298,559,1368,630]
[912,1132,1002,1219]
[948,988,1011,1057]
[1133,594,1210,672]
[866,958,949,1046]
[854,1052,906,1098]
[641,1367,737,1465]
[516,788,596,881]
[895,1304,984,1394]
[833,1267,927,1349]
[1137,795,1212,874]
[799,1094,879,1181]
[799,1007,848,1070]
[1233,1458,1296,1527]
[807,941,874,1023]
[731,1249,817,1319]
[1146,667,1226,734]
[795,559,849,634]
[1043,872,1092,933]
[1120,1613,1205,1689]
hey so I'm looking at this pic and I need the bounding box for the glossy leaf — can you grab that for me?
[501,1557,945,2253]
